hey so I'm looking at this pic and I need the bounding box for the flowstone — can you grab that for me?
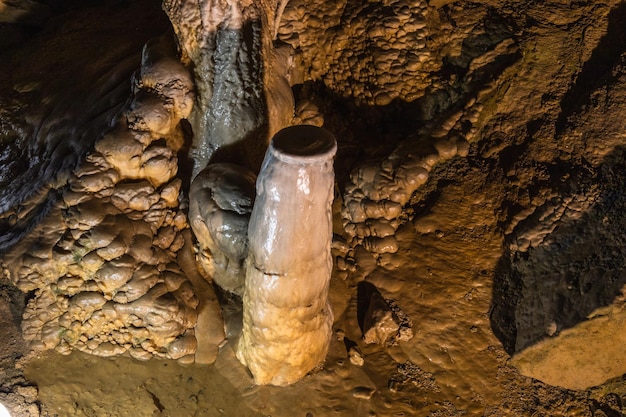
[163,0,294,175]
[0,38,204,363]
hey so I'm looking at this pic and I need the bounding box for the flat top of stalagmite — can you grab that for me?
[270,125,337,163]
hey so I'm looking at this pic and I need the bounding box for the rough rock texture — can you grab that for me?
[278,0,443,106]
[292,0,521,273]
[0,35,200,363]
[362,290,400,346]
[177,229,226,365]
[163,0,294,175]
[3,0,626,415]
[0,280,41,417]
[0,4,173,252]
[490,17,626,388]
[188,162,256,295]
[359,283,413,346]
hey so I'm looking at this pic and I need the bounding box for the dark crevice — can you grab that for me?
[591,398,623,417]
[491,147,626,354]
[0,279,27,329]
[356,281,380,336]
[146,389,165,413]
[555,1,626,134]
[177,118,195,196]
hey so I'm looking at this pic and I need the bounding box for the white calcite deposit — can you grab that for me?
[237,125,336,386]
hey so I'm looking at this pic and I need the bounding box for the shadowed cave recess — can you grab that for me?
[2,0,626,416]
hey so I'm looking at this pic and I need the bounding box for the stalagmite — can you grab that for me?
[188,163,256,295]
[236,125,336,386]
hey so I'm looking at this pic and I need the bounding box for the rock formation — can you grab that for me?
[237,126,336,386]
[163,0,294,175]
[188,162,256,295]
[491,21,626,388]
[0,36,201,363]
[2,0,626,415]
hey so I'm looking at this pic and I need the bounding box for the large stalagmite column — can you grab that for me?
[237,125,336,386]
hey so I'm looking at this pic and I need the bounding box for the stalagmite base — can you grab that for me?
[236,125,337,386]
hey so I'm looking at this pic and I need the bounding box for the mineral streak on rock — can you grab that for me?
[163,0,294,175]
[1,38,200,363]
[237,126,336,386]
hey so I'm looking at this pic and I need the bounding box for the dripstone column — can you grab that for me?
[236,125,336,386]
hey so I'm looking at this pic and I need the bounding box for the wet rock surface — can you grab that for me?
[0,7,201,368]
[0,0,172,251]
[1,0,626,415]
[236,128,336,386]
[163,0,292,175]
[188,162,256,295]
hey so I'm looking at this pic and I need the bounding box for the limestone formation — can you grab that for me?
[358,282,412,346]
[363,290,400,346]
[277,0,441,106]
[335,90,490,280]
[4,0,626,414]
[163,0,294,175]
[163,0,302,309]
[0,38,202,363]
[188,162,256,295]
[491,153,626,390]
[237,126,336,386]
[301,1,520,281]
